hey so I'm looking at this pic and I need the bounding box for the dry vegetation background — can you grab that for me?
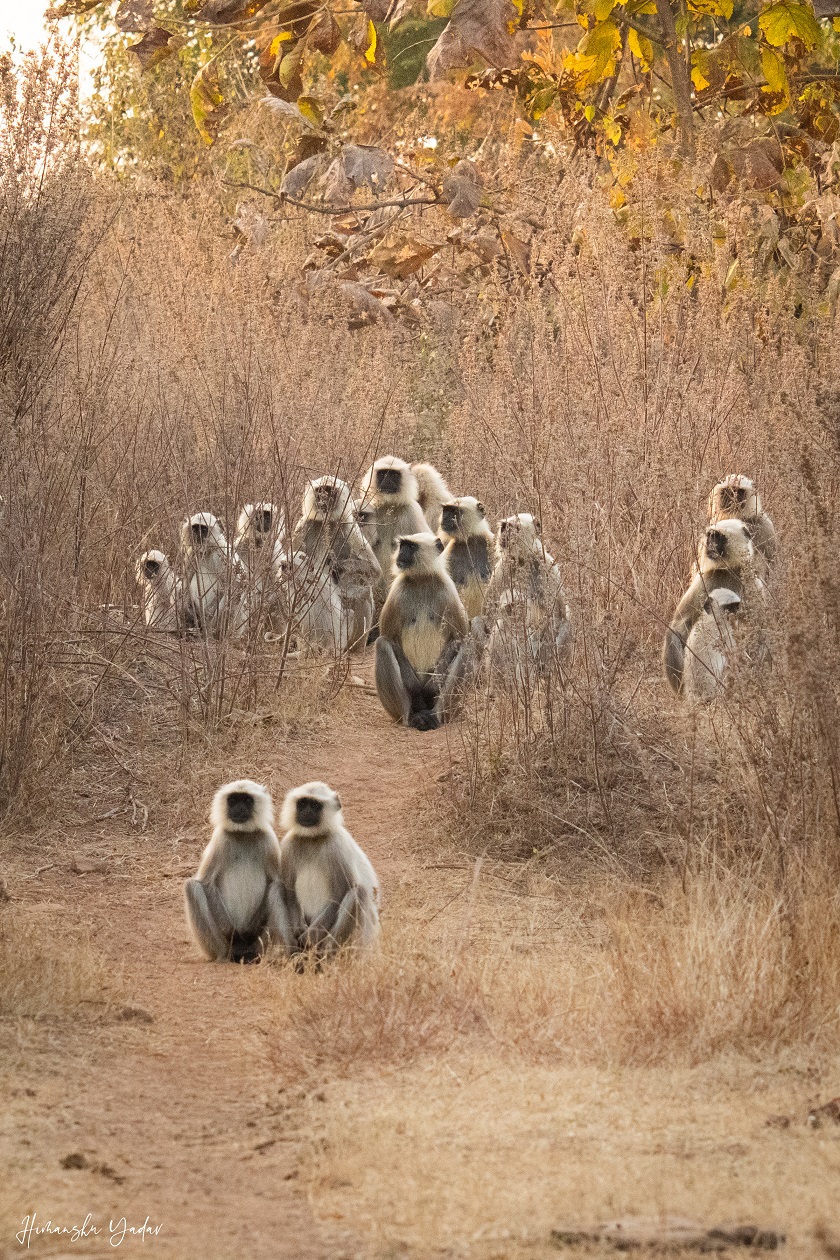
[2,36,840,1259]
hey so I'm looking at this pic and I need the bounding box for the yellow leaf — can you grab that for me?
[427,0,455,15]
[584,104,596,120]
[364,18,377,63]
[564,17,622,88]
[760,45,788,93]
[758,1,820,49]
[834,15,840,30]
[628,26,653,69]
[687,0,733,18]
[269,30,293,58]
[604,116,622,144]
[691,49,711,90]
[594,0,616,19]
[297,95,324,126]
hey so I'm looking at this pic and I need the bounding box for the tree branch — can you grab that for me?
[654,0,695,144]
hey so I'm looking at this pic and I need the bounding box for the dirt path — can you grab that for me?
[0,682,449,1260]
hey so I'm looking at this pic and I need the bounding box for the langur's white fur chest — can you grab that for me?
[403,615,445,678]
[295,859,333,922]
[219,845,267,930]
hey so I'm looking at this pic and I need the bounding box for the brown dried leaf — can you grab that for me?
[341,144,394,191]
[427,0,519,78]
[501,227,530,275]
[281,153,328,198]
[115,0,153,31]
[369,234,440,278]
[129,27,177,71]
[442,159,484,218]
[308,9,342,54]
[189,0,270,19]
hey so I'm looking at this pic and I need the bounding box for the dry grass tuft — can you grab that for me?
[269,853,840,1078]
[0,909,117,1019]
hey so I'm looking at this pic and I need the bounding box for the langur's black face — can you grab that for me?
[376,468,402,495]
[191,523,210,545]
[315,484,335,510]
[258,509,273,535]
[143,559,160,579]
[395,538,418,570]
[296,795,324,828]
[705,528,726,561]
[227,791,254,825]
[440,504,461,534]
[721,485,747,511]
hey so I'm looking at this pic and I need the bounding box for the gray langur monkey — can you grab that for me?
[234,502,286,631]
[180,511,243,637]
[278,781,380,961]
[276,549,348,653]
[235,502,285,576]
[411,462,454,534]
[663,519,765,695]
[358,457,428,608]
[375,533,471,731]
[708,474,776,575]
[683,588,741,702]
[135,549,185,633]
[184,780,287,963]
[438,496,494,619]
[484,514,572,686]
[292,476,381,650]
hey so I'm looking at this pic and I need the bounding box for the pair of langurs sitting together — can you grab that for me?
[184,778,379,964]
[663,474,776,701]
[361,457,572,730]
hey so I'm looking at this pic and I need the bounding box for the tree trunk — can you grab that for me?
[655,0,694,144]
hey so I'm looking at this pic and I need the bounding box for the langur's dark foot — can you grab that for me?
[408,710,440,731]
[366,625,380,646]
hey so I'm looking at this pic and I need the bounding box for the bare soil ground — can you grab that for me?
[1,676,839,1259]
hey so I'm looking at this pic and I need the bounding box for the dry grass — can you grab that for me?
[0,908,116,1019]
[298,1056,840,1259]
[266,851,840,1078]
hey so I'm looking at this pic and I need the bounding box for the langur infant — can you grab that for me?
[276,549,348,653]
[708,474,776,576]
[293,476,381,649]
[358,457,428,609]
[438,497,494,618]
[135,550,185,633]
[184,780,286,963]
[683,588,741,702]
[235,501,285,631]
[485,514,572,687]
[412,462,454,534]
[278,781,380,960]
[375,533,471,730]
[664,519,765,695]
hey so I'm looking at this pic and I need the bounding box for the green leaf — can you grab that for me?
[758,1,820,49]
[190,61,228,144]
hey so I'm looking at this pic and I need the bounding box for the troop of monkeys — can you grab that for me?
[136,456,571,731]
[182,471,775,965]
[137,459,775,731]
